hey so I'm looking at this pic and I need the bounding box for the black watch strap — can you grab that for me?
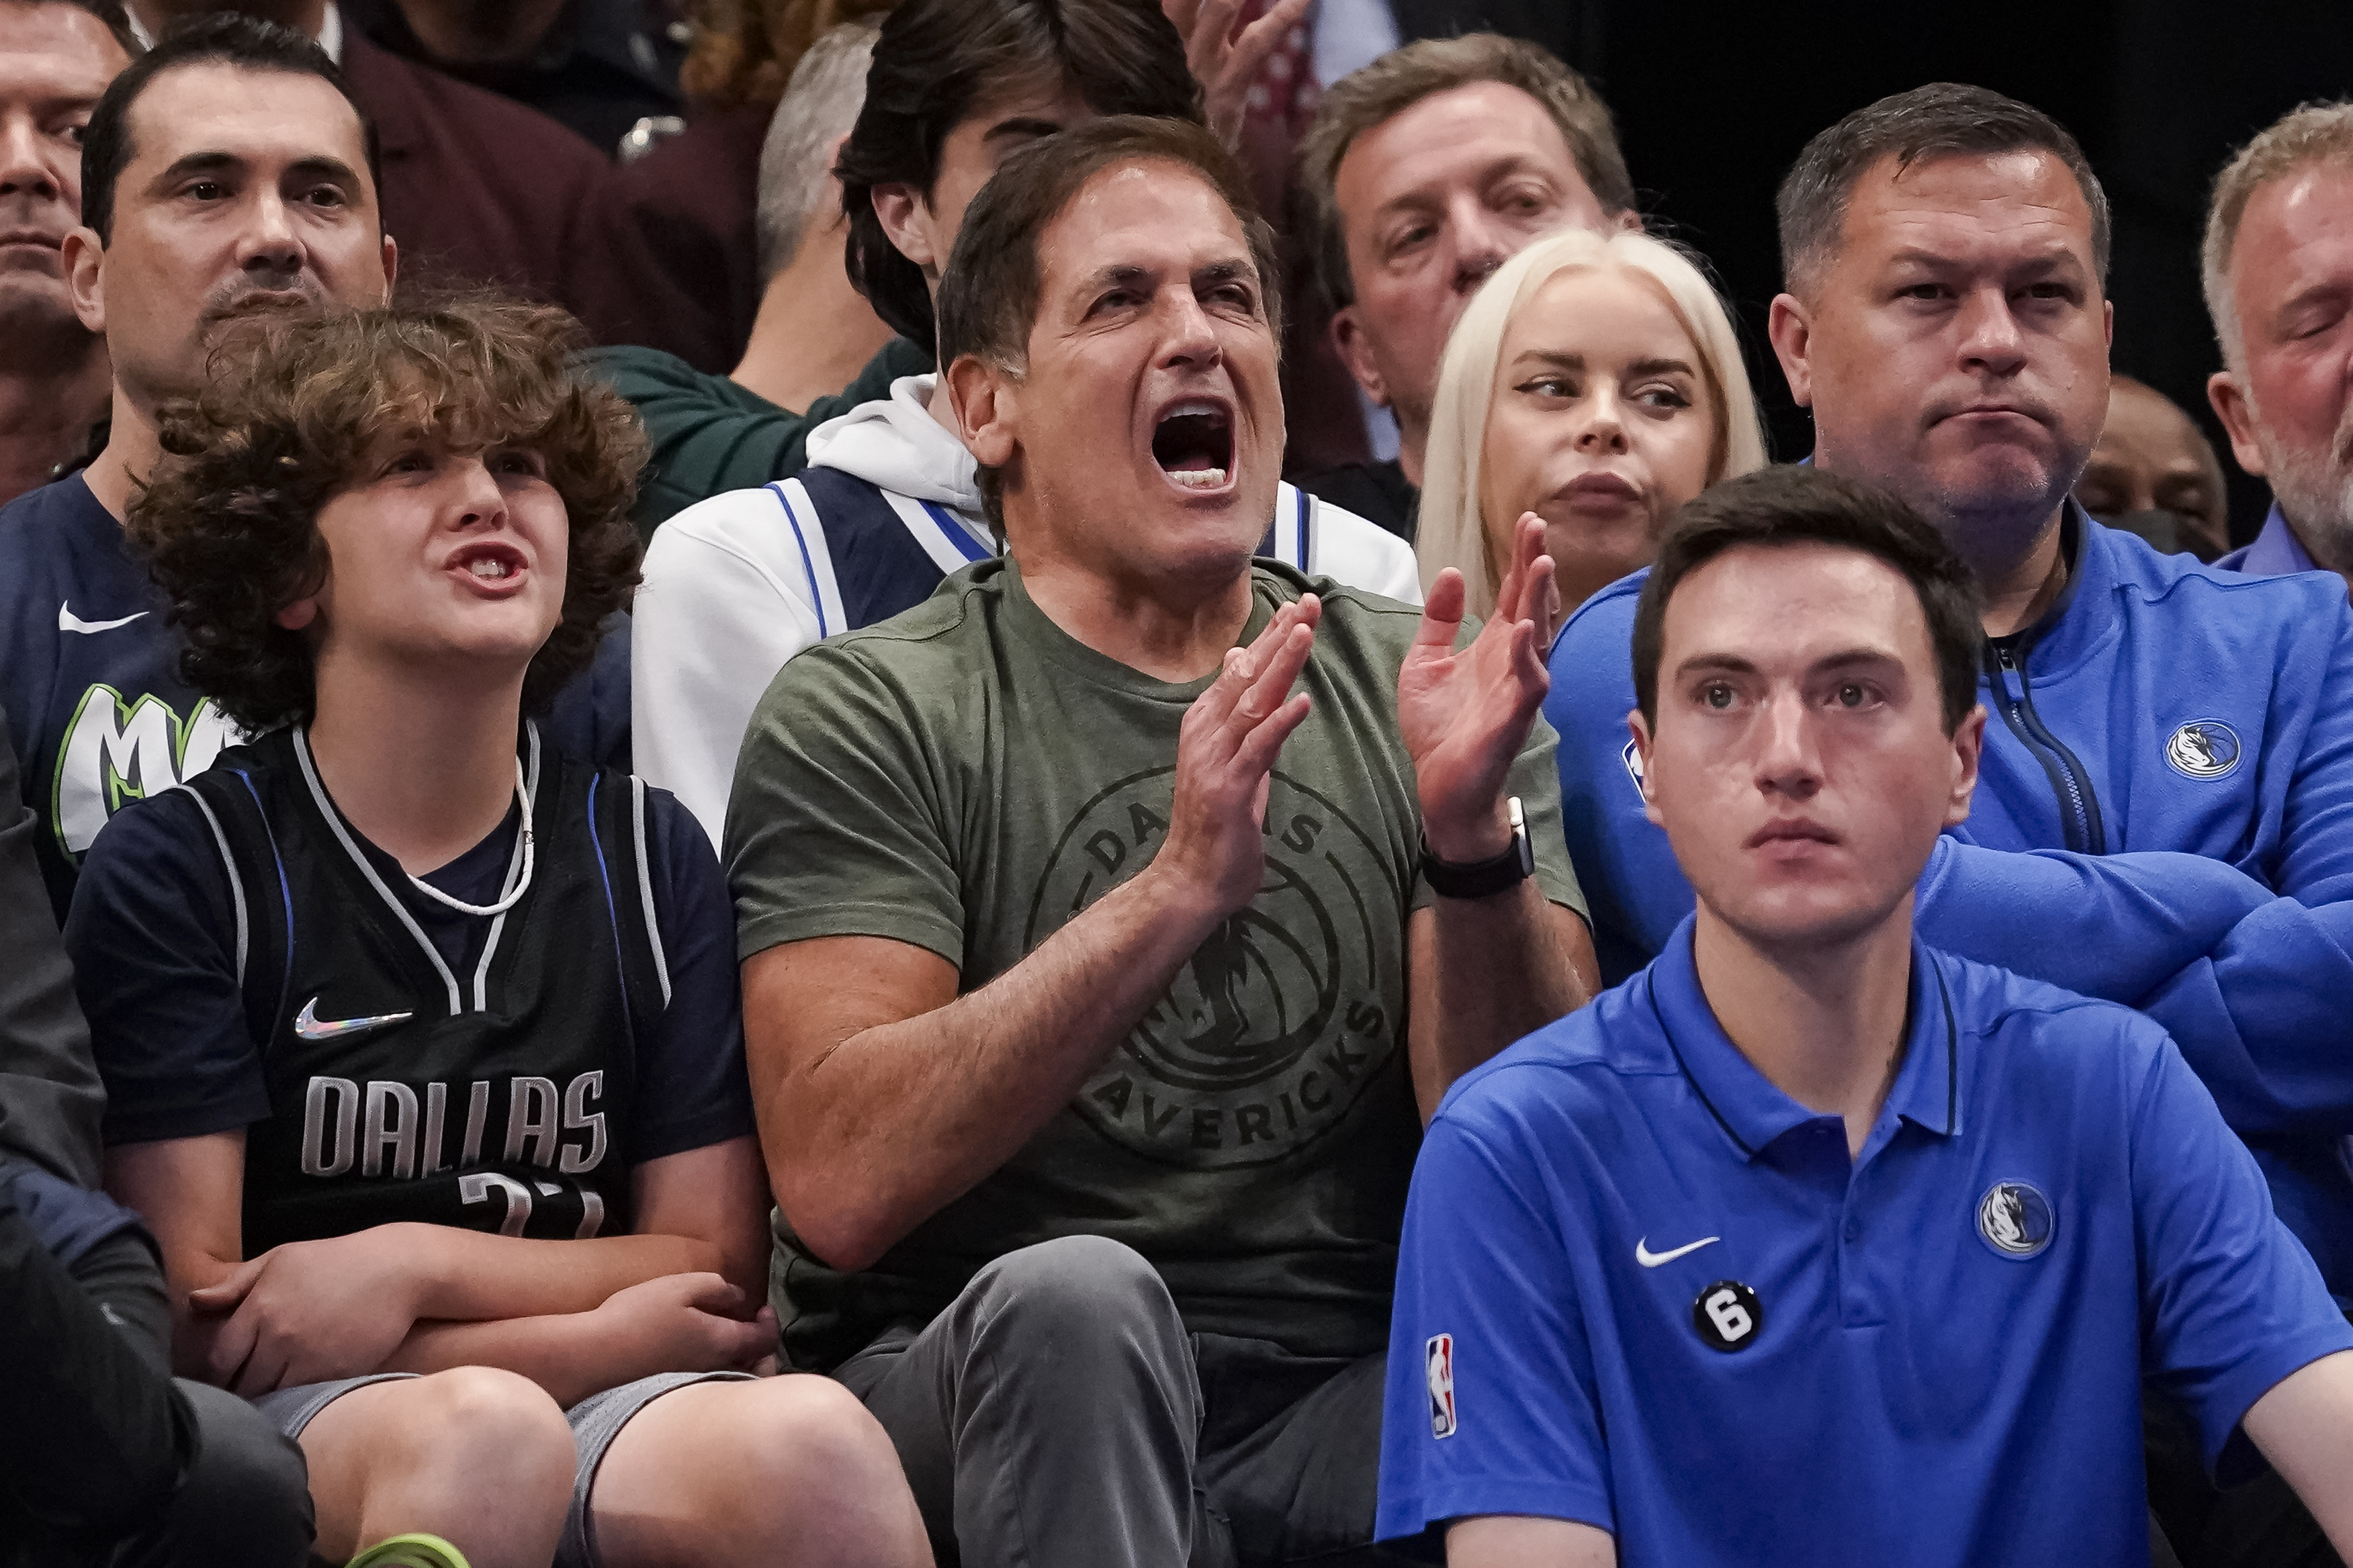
[1421,796,1536,900]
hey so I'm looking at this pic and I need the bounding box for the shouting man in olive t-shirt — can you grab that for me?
[727,116,1601,1568]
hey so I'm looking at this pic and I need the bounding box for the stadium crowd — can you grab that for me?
[2,1,2352,1566]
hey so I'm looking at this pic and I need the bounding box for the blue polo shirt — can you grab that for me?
[1378,922,2352,1565]
[1544,502,2353,1295]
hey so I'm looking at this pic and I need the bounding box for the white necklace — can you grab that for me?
[405,756,536,917]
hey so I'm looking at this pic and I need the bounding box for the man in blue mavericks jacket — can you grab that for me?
[1548,85,2353,1309]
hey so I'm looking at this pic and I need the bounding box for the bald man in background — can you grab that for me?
[2080,375,2229,561]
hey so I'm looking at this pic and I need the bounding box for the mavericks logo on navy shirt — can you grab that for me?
[1029,767,1399,1170]
[51,684,239,857]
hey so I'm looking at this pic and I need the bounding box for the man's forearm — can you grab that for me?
[1919,842,2353,1134]
[1412,893,1591,1118]
[756,864,1231,1273]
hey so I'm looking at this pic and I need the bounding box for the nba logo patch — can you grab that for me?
[1425,1334,1457,1438]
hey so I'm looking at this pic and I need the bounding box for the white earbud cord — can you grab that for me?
[406,755,536,917]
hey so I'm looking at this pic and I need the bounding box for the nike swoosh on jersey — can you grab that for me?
[58,602,150,635]
[1634,1235,1721,1268]
[294,997,415,1042]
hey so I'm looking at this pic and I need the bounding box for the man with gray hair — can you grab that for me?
[586,21,931,534]
[731,20,897,418]
[1290,33,1634,539]
[2205,99,2353,595]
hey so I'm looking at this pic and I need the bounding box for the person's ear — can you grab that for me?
[2207,368,2270,477]
[275,597,319,632]
[871,183,940,273]
[946,351,1018,469]
[1629,708,1664,829]
[62,225,104,335]
[1614,207,1645,235]
[1329,306,1389,408]
[1767,291,1814,411]
[1945,704,1986,828]
[380,232,398,297]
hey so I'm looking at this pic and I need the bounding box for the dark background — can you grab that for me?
[1559,0,2353,546]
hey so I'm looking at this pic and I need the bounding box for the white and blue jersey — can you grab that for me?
[0,474,633,923]
[1378,921,2353,1565]
[633,374,1423,843]
[1544,502,2353,1293]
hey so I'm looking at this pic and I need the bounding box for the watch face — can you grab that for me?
[1691,1279,1763,1352]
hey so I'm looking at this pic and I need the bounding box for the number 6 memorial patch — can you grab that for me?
[1425,1333,1457,1438]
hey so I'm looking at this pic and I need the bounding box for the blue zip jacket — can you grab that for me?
[1545,504,2353,1293]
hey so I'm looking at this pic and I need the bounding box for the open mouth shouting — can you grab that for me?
[445,540,531,597]
[1151,398,1237,496]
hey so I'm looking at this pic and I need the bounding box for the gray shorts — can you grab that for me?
[254,1369,754,1568]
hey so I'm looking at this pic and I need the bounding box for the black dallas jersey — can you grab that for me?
[184,723,668,1253]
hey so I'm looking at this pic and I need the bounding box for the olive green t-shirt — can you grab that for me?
[727,557,1585,1370]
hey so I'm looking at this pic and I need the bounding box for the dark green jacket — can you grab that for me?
[582,336,935,537]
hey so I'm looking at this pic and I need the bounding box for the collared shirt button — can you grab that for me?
[1843,1218,1861,1242]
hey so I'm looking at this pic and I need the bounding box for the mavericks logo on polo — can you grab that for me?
[1027,766,1401,1169]
[2164,719,2241,780]
[1975,1180,2053,1258]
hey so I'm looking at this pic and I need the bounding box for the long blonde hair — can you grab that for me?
[1417,227,1768,617]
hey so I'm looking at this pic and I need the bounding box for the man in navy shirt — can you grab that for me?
[1546,85,2353,1305]
[2204,101,2353,597]
[1384,465,2353,1566]
[0,15,625,923]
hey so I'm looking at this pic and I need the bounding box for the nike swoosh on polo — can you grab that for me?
[1634,1235,1721,1268]
[294,997,415,1042]
[58,602,149,635]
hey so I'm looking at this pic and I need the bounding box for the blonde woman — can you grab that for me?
[1417,227,1768,620]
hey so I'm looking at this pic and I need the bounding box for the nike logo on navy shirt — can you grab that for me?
[58,602,148,634]
[294,997,415,1042]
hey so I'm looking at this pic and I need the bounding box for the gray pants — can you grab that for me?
[833,1235,1401,1568]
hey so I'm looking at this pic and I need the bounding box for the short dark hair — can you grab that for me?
[4,0,140,60]
[1294,33,1633,312]
[1632,466,1984,736]
[81,12,380,245]
[936,115,1278,535]
[836,0,1202,347]
[1776,83,2109,297]
[128,297,646,733]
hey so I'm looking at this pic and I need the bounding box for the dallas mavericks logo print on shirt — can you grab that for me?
[2164,719,2241,780]
[51,684,239,855]
[1975,1180,2054,1258]
[1026,766,1400,1169]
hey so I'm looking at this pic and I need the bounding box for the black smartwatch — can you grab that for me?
[1421,796,1536,900]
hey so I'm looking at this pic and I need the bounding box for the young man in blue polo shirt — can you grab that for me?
[1382,466,2353,1566]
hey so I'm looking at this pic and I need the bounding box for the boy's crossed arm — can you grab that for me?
[106,1128,774,1407]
